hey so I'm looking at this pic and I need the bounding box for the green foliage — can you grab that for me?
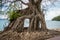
[8,10,23,22]
[52,16,60,21]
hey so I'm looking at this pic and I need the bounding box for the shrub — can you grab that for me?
[8,11,23,22]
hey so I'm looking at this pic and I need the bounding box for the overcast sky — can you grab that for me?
[45,1,60,20]
[1,0,60,20]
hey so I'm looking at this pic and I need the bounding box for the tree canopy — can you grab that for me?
[2,0,59,13]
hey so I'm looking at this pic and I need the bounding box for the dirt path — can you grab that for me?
[47,36,60,40]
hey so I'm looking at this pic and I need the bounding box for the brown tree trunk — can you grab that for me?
[28,17,34,32]
[40,14,47,31]
[16,19,24,32]
[34,16,39,31]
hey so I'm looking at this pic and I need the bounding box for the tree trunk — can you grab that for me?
[34,15,39,30]
[28,17,34,32]
[16,19,24,32]
[41,14,47,31]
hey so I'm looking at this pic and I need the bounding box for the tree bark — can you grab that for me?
[16,19,24,32]
[28,17,35,32]
[34,15,39,30]
[41,15,47,31]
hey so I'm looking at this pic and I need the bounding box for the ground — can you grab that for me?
[47,36,60,40]
[0,29,60,40]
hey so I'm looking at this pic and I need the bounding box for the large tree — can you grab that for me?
[2,0,59,32]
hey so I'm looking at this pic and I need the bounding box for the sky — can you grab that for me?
[45,8,60,20]
[45,1,60,20]
[0,0,60,20]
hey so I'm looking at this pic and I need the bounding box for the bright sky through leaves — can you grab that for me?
[0,0,60,20]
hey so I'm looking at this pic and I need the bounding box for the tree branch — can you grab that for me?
[2,0,29,5]
[19,0,29,5]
